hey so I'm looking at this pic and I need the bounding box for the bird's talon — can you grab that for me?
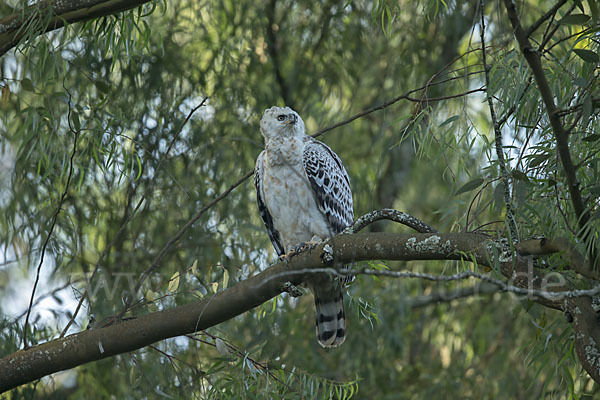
[279,253,291,264]
[292,238,323,254]
[321,244,334,264]
[281,282,303,297]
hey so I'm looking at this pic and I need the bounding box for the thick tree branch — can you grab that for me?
[570,296,600,383]
[3,228,600,391]
[0,0,154,58]
[516,237,597,280]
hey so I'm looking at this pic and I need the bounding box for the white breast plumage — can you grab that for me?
[260,137,331,251]
[254,106,354,347]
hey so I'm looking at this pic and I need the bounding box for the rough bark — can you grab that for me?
[2,231,599,392]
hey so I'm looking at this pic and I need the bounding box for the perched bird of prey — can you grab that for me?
[254,106,354,347]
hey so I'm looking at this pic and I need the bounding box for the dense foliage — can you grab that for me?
[2,0,600,398]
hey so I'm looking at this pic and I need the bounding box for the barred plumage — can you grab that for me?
[254,106,354,347]
[303,138,353,234]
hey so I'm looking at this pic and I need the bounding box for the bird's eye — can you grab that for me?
[277,115,286,121]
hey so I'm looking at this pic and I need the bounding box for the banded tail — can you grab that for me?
[312,283,346,347]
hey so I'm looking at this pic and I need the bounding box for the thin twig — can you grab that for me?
[480,0,519,241]
[14,279,81,321]
[22,84,80,349]
[187,331,295,391]
[312,88,485,139]
[312,47,487,139]
[557,97,600,117]
[262,266,600,300]
[496,76,533,127]
[543,25,597,55]
[536,1,578,52]
[524,0,568,38]
[465,179,499,232]
[408,282,500,308]
[149,344,199,374]
[471,220,505,233]
[118,169,255,317]
[553,175,577,236]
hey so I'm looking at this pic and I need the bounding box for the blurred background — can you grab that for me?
[1,0,597,398]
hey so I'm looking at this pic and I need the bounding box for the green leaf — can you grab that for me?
[514,180,528,204]
[168,271,180,292]
[573,49,599,63]
[589,0,599,22]
[135,152,142,181]
[528,154,550,168]
[588,184,600,196]
[92,146,103,171]
[494,183,505,213]
[189,259,198,275]
[71,111,81,131]
[573,77,588,87]
[439,115,459,127]
[368,261,390,271]
[21,78,34,92]
[95,80,110,93]
[559,14,591,25]
[1,85,10,107]
[455,178,484,195]
[385,5,392,36]
[77,167,85,191]
[511,170,530,182]
[222,269,229,289]
[215,338,231,357]
[582,95,592,127]
[145,289,156,301]
[583,134,600,142]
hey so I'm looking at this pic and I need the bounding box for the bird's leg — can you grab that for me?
[278,250,299,264]
[278,249,299,264]
[292,235,324,254]
[278,236,324,263]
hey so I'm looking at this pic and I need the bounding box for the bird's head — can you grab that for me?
[260,106,305,141]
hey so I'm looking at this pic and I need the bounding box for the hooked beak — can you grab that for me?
[283,114,297,125]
